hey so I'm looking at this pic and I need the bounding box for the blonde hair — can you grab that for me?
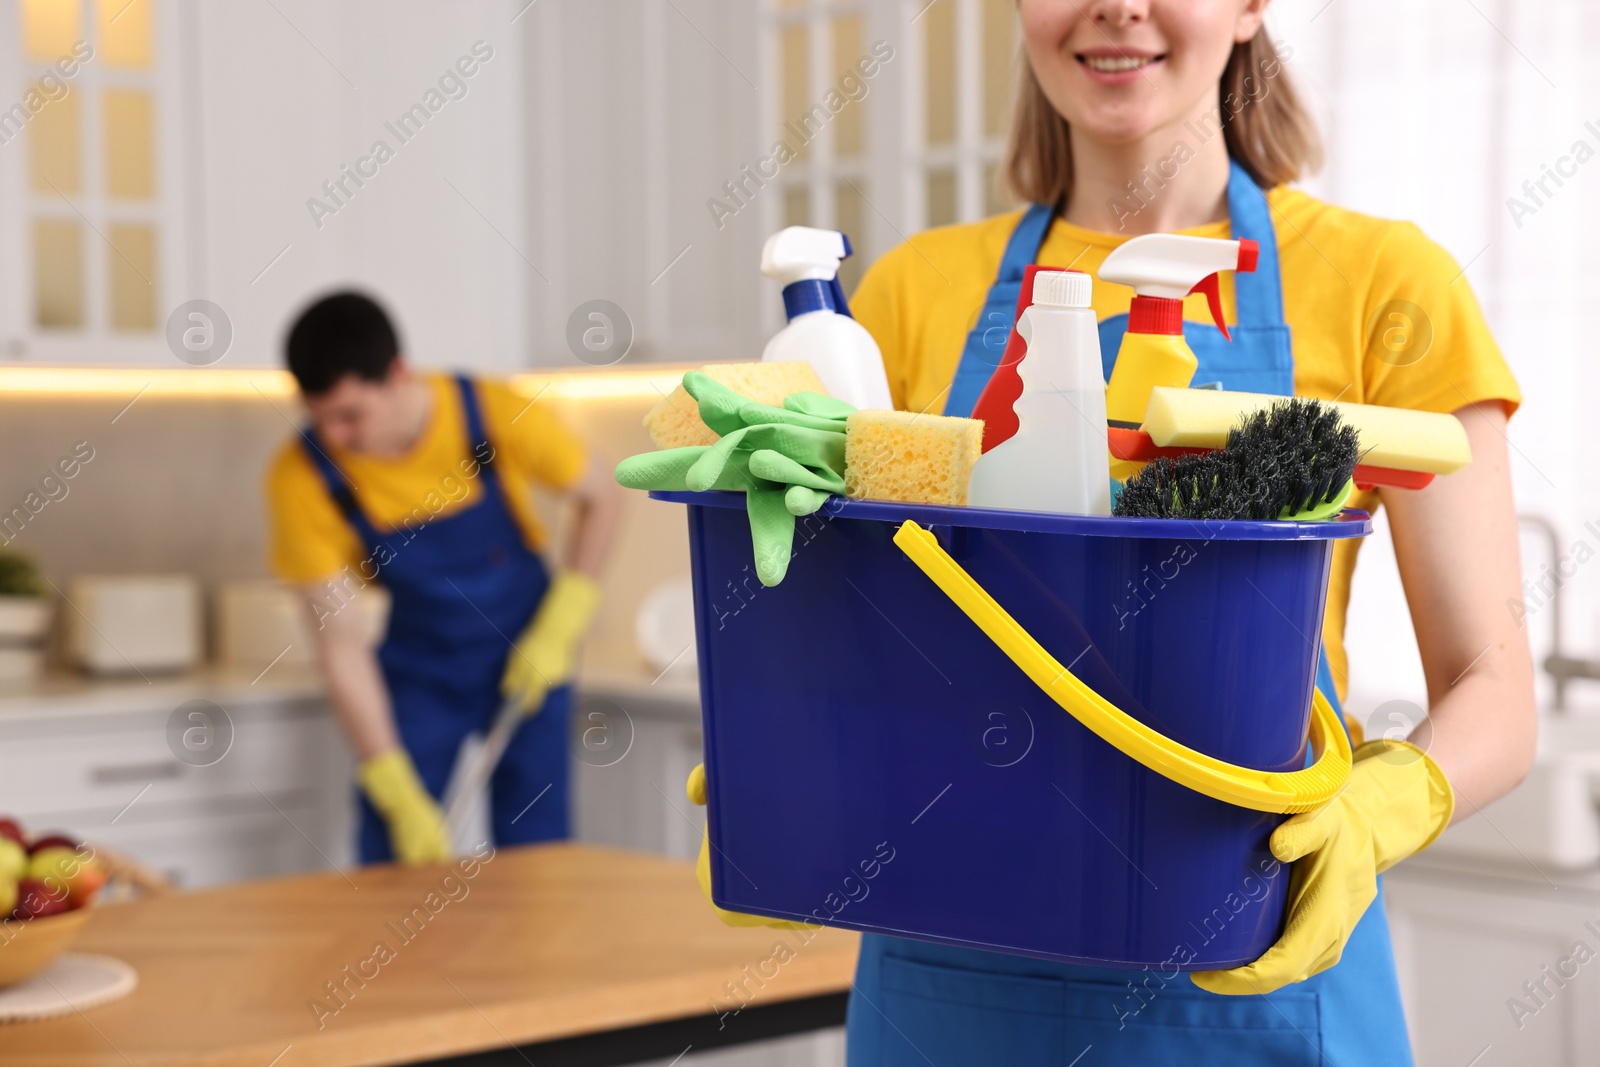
[1002,29,1323,207]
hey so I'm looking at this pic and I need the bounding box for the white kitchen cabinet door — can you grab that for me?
[0,0,526,367]
[88,796,343,889]
[193,0,528,370]
[0,0,197,363]
[1387,867,1600,1067]
[0,701,344,815]
[571,690,707,860]
[0,697,354,886]
[517,0,771,368]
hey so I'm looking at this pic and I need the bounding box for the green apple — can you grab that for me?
[0,875,16,918]
[27,847,80,896]
[0,838,25,881]
[27,847,103,907]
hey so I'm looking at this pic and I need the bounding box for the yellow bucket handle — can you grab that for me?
[893,520,1351,814]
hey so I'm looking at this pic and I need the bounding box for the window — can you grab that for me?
[766,1,875,295]
[758,0,1018,308]
[915,0,1017,226]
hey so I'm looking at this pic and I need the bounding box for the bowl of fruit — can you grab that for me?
[0,819,106,987]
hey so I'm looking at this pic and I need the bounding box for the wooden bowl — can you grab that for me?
[0,909,91,987]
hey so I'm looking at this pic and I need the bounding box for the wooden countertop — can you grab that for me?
[1,844,859,1067]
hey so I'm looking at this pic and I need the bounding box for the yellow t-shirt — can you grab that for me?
[265,373,585,584]
[851,186,1521,701]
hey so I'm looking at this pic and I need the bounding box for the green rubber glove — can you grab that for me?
[684,423,846,494]
[615,377,854,586]
[680,371,754,437]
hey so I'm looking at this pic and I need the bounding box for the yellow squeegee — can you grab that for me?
[1143,387,1471,475]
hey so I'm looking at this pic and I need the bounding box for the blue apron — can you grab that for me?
[848,163,1411,1065]
[301,374,572,863]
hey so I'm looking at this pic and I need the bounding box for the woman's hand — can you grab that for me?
[1193,738,1453,995]
[1197,400,1536,994]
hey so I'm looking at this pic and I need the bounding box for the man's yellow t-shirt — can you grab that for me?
[850,186,1521,702]
[265,373,585,585]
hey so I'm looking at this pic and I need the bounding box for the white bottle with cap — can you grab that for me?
[761,226,893,410]
[966,268,1110,515]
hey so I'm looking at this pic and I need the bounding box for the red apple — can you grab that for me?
[65,855,106,907]
[27,833,78,855]
[0,819,22,845]
[12,878,68,919]
[0,837,25,881]
[66,863,106,908]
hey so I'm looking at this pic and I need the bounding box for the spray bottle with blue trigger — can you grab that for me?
[761,226,893,411]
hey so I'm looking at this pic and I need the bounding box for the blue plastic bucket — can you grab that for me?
[655,490,1370,969]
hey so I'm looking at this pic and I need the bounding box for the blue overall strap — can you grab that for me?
[943,203,1054,418]
[299,430,385,549]
[1225,159,1285,333]
[453,374,501,486]
[1222,164,1341,712]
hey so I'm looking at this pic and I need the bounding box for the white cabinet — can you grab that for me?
[87,798,337,888]
[0,685,352,888]
[191,0,530,370]
[0,0,198,363]
[1387,857,1600,1067]
[0,0,531,368]
[573,683,708,861]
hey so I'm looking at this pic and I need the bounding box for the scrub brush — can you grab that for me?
[1113,397,1361,521]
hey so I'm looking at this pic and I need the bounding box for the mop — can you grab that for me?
[442,698,524,843]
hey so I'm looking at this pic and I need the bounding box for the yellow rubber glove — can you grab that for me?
[1193,738,1454,995]
[687,764,814,930]
[501,571,602,715]
[358,749,451,866]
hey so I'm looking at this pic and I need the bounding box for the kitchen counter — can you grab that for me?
[0,665,324,724]
[1,843,859,1067]
[0,660,698,723]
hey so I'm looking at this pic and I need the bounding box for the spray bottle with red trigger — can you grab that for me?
[1099,233,1258,481]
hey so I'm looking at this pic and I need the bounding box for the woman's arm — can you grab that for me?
[1383,400,1537,820]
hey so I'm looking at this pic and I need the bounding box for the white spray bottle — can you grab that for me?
[760,227,893,410]
[966,269,1110,515]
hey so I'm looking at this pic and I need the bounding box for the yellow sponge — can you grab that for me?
[845,410,984,506]
[644,361,829,449]
[1143,386,1472,475]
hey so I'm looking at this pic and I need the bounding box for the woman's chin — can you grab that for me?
[1066,110,1172,149]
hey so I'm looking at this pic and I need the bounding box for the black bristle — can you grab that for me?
[1113,398,1361,521]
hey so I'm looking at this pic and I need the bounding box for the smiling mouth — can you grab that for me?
[1079,54,1163,73]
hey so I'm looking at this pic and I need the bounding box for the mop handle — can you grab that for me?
[444,698,523,839]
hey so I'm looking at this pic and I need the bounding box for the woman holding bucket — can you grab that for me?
[843,0,1536,1062]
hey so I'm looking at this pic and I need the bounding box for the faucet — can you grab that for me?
[1520,513,1600,711]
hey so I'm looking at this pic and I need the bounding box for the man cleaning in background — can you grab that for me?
[265,291,621,865]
